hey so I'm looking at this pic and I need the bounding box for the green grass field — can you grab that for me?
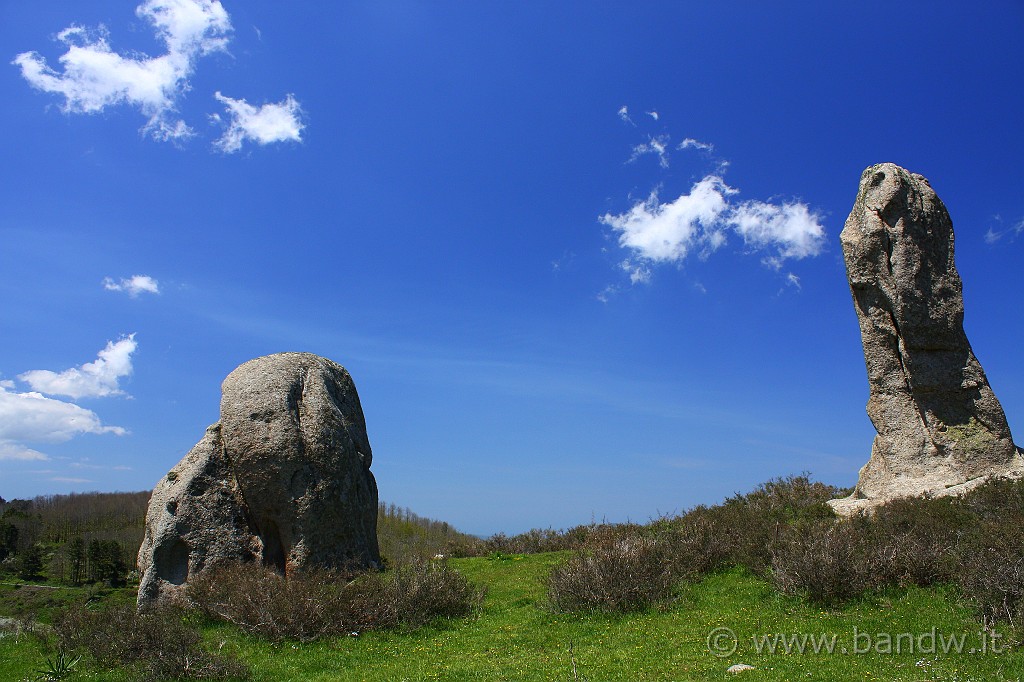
[2,552,1022,681]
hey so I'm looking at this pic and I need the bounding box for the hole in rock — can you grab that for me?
[157,539,190,586]
[260,519,287,574]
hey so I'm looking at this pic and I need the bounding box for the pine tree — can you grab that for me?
[0,521,17,561]
[16,544,43,580]
[68,537,86,585]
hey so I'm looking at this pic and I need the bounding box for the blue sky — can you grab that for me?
[2,1,1022,536]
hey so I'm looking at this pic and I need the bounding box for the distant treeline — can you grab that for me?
[0,491,481,585]
[0,491,149,585]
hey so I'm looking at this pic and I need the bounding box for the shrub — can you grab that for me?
[959,477,1024,523]
[658,508,738,576]
[187,559,484,641]
[471,524,607,557]
[867,496,970,587]
[186,562,355,642]
[548,535,677,613]
[650,475,844,577]
[352,559,486,629]
[771,519,874,606]
[957,520,1024,626]
[950,477,1024,624]
[51,604,248,681]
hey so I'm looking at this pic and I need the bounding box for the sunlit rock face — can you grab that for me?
[830,163,1022,515]
[137,353,379,608]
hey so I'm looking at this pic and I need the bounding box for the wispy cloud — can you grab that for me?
[596,284,618,303]
[984,218,1024,244]
[617,105,634,126]
[13,1,303,151]
[646,111,659,121]
[212,92,304,152]
[19,335,137,399]
[104,275,160,297]
[629,135,671,169]
[620,259,652,284]
[678,137,714,153]
[0,442,50,461]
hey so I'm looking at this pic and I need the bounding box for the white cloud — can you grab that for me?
[678,138,714,153]
[629,135,670,169]
[103,274,160,297]
[600,175,825,283]
[617,105,634,125]
[13,0,232,140]
[728,200,825,260]
[18,335,137,399]
[0,442,49,461]
[143,0,231,56]
[602,119,825,285]
[600,176,736,264]
[14,1,304,150]
[0,386,125,444]
[213,92,304,153]
[1,341,132,462]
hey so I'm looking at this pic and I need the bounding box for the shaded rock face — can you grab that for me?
[830,164,1022,515]
[138,353,379,607]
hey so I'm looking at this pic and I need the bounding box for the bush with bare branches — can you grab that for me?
[186,559,484,641]
[51,604,248,681]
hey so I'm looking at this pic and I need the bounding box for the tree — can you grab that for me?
[0,521,17,561]
[16,544,43,580]
[48,548,67,584]
[67,537,86,585]
[87,539,126,586]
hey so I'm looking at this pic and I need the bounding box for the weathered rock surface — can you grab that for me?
[830,163,1023,515]
[138,353,380,607]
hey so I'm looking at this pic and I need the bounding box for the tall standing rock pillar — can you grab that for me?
[830,163,1022,515]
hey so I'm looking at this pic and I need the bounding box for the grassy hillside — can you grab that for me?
[4,477,1024,680]
[2,553,1022,681]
